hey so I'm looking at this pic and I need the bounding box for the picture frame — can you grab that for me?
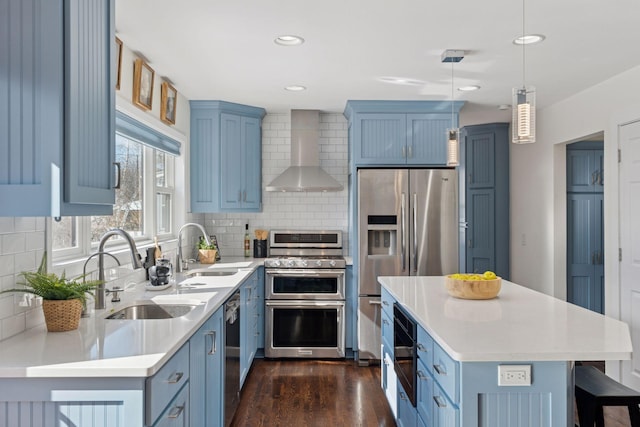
[132,58,154,110]
[115,37,123,90]
[160,81,178,125]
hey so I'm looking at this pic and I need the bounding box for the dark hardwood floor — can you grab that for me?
[231,359,633,426]
[231,359,396,427]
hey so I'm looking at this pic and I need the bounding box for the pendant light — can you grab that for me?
[512,0,536,144]
[442,50,464,166]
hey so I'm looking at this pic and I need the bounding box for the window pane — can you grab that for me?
[92,134,144,242]
[156,192,172,235]
[52,217,78,250]
[156,151,166,188]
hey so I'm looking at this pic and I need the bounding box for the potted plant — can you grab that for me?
[0,253,101,332]
[197,238,217,264]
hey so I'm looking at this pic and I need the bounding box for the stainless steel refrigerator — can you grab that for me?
[357,168,458,362]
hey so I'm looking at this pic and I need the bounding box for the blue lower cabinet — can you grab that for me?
[190,308,224,427]
[397,378,417,427]
[432,383,458,427]
[418,413,428,427]
[416,363,433,425]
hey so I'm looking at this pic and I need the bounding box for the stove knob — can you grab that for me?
[299,259,308,267]
[315,260,323,267]
[329,260,337,267]
[285,259,295,268]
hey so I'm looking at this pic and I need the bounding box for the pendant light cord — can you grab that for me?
[451,61,454,127]
[522,0,526,88]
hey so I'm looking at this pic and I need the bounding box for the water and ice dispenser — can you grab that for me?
[366,215,397,256]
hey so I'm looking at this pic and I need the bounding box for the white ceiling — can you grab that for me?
[115,0,640,119]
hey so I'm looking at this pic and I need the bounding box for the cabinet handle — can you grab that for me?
[167,372,184,384]
[408,145,413,158]
[468,238,473,248]
[433,395,447,408]
[113,162,121,189]
[417,343,427,353]
[402,146,406,158]
[206,330,217,355]
[592,171,598,185]
[382,300,389,306]
[167,404,185,419]
[382,319,389,326]
[433,364,446,376]
[243,190,247,202]
[599,169,604,185]
[399,392,408,401]
[592,253,596,265]
[417,370,428,380]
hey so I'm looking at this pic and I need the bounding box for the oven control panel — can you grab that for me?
[264,257,345,269]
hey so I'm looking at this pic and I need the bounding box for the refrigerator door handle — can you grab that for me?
[413,192,418,273]
[401,192,406,271]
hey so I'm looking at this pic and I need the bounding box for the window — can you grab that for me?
[52,115,177,261]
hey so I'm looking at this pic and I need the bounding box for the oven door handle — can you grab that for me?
[266,269,345,278]
[265,300,345,308]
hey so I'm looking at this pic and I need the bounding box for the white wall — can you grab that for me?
[510,65,640,307]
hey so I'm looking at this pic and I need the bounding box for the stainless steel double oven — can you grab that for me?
[264,230,346,358]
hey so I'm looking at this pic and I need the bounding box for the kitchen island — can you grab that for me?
[0,260,263,427]
[379,276,633,427]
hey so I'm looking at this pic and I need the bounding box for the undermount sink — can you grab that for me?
[106,303,196,320]
[186,269,238,277]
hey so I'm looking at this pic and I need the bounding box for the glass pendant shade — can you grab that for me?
[512,86,536,144]
[446,128,459,166]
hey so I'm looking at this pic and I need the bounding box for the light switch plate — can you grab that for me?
[498,364,532,386]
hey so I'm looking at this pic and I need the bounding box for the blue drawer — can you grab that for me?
[146,343,190,425]
[417,325,433,376]
[432,342,459,404]
[381,287,394,318]
[416,358,433,425]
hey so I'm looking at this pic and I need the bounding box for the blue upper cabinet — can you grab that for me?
[459,123,510,279]
[190,101,266,213]
[0,0,115,217]
[343,101,464,166]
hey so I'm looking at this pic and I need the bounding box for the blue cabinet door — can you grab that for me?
[567,147,603,193]
[189,308,224,427]
[0,0,115,217]
[407,114,451,165]
[397,378,417,427]
[220,113,243,210]
[567,193,604,313]
[459,123,510,279]
[352,114,407,164]
[240,270,259,387]
[241,116,262,210]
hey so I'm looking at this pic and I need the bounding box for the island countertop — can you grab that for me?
[379,276,633,362]
[0,259,263,378]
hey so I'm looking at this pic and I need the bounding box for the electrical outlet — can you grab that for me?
[498,365,531,386]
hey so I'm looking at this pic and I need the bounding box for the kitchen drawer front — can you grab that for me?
[432,383,459,427]
[432,342,459,404]
[417,326,433,375]
[381,287,394,318]
[153,383,189,427]
[381,309,393,351]
[146,343,190,425]
[416,359,433,425]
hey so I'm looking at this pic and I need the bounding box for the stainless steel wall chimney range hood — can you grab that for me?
[265,110,343,192]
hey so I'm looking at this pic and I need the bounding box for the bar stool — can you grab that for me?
[575,365,640,427]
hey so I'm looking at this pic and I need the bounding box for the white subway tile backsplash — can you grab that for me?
[13,217,36,233]
[0,218,14,234]
[2,312,26,341]
[1,233,26,254]
[0,295,15,320]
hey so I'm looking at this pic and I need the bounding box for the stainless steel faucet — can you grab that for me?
[95,229,143,309]
[176,223,211,273]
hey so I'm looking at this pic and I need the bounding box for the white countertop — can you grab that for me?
[379,276,633,362]
[0,259,262,378]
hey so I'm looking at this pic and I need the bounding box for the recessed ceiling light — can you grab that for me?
[285,85,306,91]
[274,35,305,46]
[378,76,424,86]
[513,34,546,45]
[458,85,481,92]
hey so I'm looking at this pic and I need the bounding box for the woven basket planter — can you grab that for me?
[198,249,217,264]
[42,299,83,332]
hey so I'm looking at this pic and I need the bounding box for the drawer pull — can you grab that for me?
[417,343,427,352]
[382,300,389,306]
[382,319,389,326]
[206,331,217,355]
[399,392,408,401]
[417,370,429,380]
[167,372,184,384]
[433,364,446,376]
[168,404,185,419]
[433,395,447,408]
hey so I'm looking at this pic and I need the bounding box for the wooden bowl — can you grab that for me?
[445,276,502,300]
